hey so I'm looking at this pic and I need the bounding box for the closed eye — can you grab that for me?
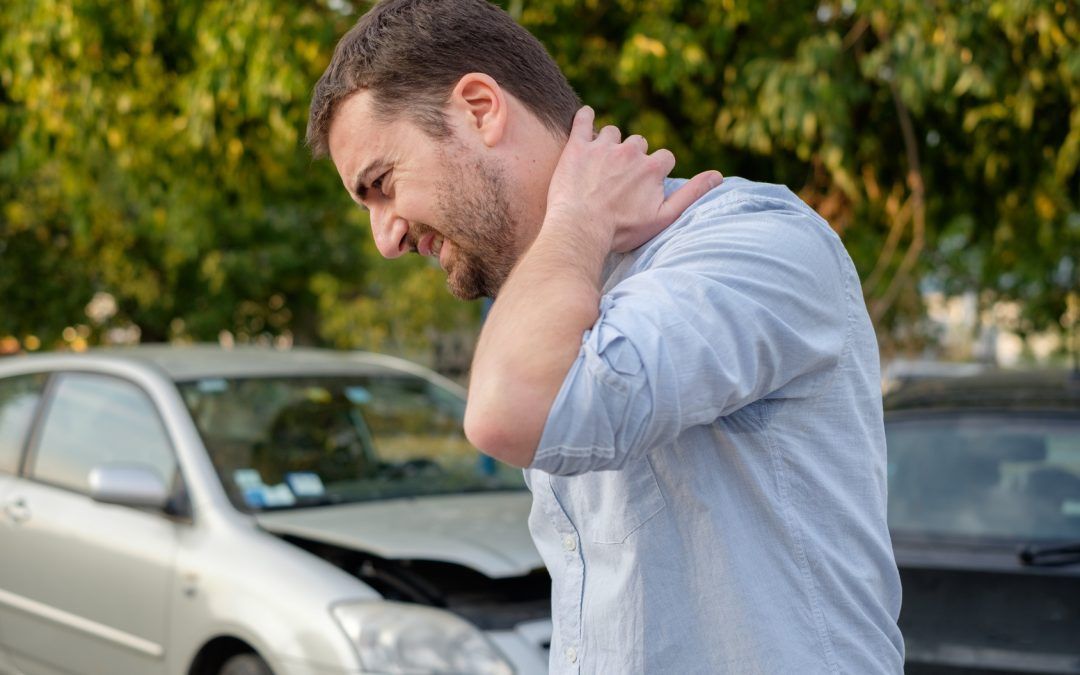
[355,171,388,202]
[367,172,389,198]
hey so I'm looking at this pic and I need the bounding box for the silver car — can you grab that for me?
[0,345,550,675]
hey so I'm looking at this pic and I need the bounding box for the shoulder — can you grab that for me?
[663,176,821,216]
[640,177,845,277]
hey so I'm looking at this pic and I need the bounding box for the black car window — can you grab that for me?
[0,373,47,474]
[31,373,177,495]
[886,415,1080,541]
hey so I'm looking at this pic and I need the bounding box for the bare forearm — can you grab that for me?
[464,216,607,467]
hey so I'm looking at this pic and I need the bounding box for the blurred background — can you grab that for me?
[0,0,1077,378]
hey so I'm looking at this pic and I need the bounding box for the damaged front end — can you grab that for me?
[279,534,553,673]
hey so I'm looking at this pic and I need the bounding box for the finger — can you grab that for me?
[625,134,648,153]
[596,125,622,144]
[570,106,595,142]
[650,148,677,176]
[658,170,724,226]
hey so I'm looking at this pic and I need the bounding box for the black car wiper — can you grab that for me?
[1018,542,1080,567]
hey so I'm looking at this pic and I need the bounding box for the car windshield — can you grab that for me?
[177,374,524,511]
[886,414,1080,543]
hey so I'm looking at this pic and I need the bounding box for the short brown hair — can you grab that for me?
[306,0,581,158]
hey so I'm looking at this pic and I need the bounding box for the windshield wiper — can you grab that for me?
[1018,542,1080,567]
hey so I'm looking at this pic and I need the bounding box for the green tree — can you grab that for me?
[0,0,477,353]
[1,0,1076,360]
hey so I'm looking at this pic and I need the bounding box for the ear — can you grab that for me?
[448,73,507,147]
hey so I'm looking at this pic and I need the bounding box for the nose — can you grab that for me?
[369,203,411,259]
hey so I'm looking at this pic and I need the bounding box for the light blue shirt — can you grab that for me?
[525,177,905,674]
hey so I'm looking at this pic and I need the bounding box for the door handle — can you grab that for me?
[3,497,30,524]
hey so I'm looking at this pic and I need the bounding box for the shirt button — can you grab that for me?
[566,646,578,664]
[562,535,577,552]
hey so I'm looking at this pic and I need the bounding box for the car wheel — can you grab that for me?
[218,653,273,675]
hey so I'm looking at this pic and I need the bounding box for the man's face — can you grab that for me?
[327,91,519,300]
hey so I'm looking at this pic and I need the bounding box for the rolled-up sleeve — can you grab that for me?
[530,199,852,475]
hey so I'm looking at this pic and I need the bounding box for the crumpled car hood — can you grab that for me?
[254,491,541,578]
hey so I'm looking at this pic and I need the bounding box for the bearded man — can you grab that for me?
[307,0,905,672]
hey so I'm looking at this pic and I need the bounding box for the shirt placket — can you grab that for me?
[538,471,584,672]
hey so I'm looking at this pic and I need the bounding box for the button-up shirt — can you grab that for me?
[525,177,905,674]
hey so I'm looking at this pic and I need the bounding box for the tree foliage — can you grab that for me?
[0,0,476,353]
[1,0,1076,358]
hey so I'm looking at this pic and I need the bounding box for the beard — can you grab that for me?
[424,153,519,300]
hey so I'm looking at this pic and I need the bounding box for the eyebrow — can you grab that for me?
[351,159,390,199]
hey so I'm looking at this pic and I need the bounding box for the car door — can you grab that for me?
[0,370,49,670]
[0,371,182,675]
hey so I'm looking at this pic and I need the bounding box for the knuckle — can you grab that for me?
[600,125,622,139]
[647,150,671,166]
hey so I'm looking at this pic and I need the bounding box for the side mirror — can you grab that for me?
[88,464,170,510]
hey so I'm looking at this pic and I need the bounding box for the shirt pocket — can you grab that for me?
[558,452,668,545]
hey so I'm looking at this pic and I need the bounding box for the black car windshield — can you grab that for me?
[178,375,524,511]
[886,414,1080,542]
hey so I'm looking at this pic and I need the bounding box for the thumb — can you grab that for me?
[658,171,723,226]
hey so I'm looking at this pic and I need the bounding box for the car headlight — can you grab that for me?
[331,601,515,674]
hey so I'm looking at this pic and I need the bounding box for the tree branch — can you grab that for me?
[870,74,926,323]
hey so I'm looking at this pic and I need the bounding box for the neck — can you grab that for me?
[512,139,566,256]
[489,96,571,259]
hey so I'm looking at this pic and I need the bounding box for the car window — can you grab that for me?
[0,373,48,474]
[31,373,177,494]
[886,414,1080,542]
[179,375,523,511]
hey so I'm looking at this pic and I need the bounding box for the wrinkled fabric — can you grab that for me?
[525,177,904,674]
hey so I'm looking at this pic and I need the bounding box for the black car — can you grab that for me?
[884,369,1080,674]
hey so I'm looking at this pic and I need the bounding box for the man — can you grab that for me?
[307,0,905,672]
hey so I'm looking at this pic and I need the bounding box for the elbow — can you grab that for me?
[464,399,538,469]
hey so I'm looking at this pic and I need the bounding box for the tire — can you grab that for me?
[218,653,274,675]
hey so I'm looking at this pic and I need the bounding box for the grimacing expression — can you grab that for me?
[327,93,522,300]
